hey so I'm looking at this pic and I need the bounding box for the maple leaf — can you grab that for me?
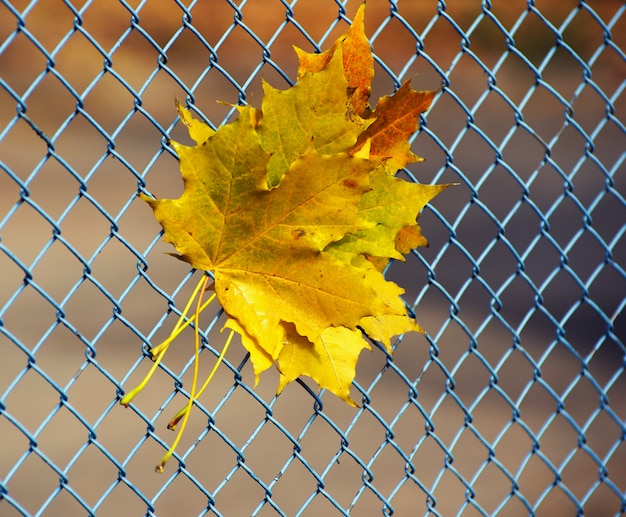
[123,3,449,471]
[294,2,373,117]
[259,44,371,187]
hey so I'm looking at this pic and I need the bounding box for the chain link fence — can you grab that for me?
[1,0,624,515]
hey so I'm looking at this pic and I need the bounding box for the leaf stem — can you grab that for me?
[120,274,213,407]
[167,328,236,430]
[156,274,209,472]
[120,272,232,472]
[149,291,216,359]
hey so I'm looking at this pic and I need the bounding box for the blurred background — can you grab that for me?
[0,0,624,515]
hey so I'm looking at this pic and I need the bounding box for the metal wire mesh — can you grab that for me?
[1,0,624,515]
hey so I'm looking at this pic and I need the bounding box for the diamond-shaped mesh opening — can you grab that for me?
[1,1,625,515]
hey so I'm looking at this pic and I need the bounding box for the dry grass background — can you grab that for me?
[1,0,625,516]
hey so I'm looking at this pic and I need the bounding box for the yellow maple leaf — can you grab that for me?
[122,3,449,471]
[276,323,371,404]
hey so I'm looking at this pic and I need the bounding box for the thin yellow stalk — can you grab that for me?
[167,328,236,430]
[120,274,211,407]
[150,290,216,358]
[156,274,209,472]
